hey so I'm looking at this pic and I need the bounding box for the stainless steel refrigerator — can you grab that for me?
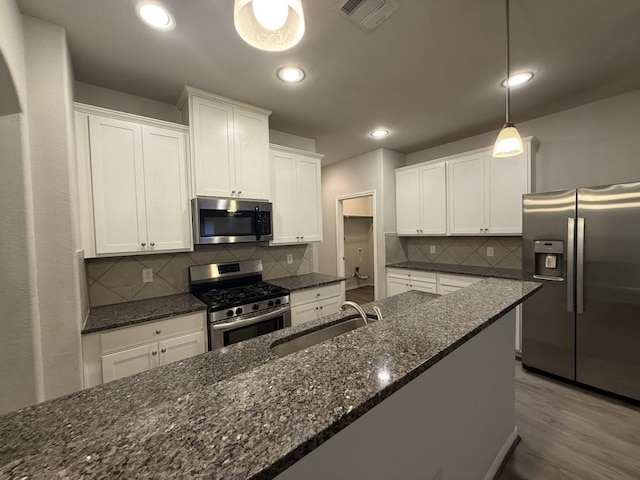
[522,182,640,401]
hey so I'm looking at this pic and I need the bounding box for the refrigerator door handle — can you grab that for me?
[567,217,575,312]
[576,217,585,314]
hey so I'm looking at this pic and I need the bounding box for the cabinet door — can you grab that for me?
[101,343,159,383]
[270,149,299,244]
[387,276,411,297]
[420,163,447,235]
[234,109,270,200]
[142,126,191,252]
[447,152,486,235]
[191,96,234,197]
[291,301,320,327]
[296,156,322,242]
[320,295,343,317]
[159,331,206,366]
[89,115,147,254]
[396,168,421,235]
[486,142,529,234]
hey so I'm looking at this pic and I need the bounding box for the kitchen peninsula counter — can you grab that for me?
[1,278,540,479]
[267,272,346,292]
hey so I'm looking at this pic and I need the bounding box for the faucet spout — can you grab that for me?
[341,301,369,326]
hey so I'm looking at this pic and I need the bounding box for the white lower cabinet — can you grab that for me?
[436,273,482,295]
[83,311,207,387]
[290,283,344,327]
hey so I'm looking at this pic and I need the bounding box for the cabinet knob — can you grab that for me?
[150,242,155,247]
[238,191,242,195]
[231,190,236,195]
[315,306,318,310]
[320,306,323,309]
[161,348,166,353]
[151,350,157,356]
[141,242,146,247]
[155,329,161,334]
[316,293,321,297]
[416,229,419,233]
[301,236,304,240]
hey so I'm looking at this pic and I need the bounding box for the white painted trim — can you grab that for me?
[484,427,520,480]
[74,102,189,132]
[336,191,378,300]
[269,143,324,159]
[177,86,272,116]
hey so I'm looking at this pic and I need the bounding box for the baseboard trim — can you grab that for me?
[345,283,375,291]
[484,427,520,480]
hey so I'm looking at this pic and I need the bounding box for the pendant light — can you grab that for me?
[493,0,524,158]
[234,0,305,52]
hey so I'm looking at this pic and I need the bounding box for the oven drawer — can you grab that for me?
[101,311,206,354]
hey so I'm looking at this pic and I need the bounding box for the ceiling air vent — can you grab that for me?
[337,0,400,31]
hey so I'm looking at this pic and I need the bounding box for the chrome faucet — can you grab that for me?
[341,301,369,326]
[372,306,383,322]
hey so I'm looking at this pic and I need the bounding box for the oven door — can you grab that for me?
[209,305,291,350]
[193,197,272,244]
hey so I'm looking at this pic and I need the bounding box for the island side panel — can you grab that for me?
[275,309,517,480]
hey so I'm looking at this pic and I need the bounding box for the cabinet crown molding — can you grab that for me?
[178,86,272,116]
[270,143,324,159]
[74,103,189,132]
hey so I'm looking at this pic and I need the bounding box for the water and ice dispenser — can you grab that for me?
[533,240,564,279]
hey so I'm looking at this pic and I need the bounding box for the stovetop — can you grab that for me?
[193,281,290,311]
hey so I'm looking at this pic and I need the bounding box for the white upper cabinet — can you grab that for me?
[396,162,447,235]
[270,145,323,245]
[181,87,271,200]
[447,151,487,235]
[76,104,191,257]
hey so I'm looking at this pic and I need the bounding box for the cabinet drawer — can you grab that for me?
[101,311,206,354]
[438,274,482,288]
[291,283,342,306]
[438,284,461,295]
[410,279,438,294]
[387,268,437,283]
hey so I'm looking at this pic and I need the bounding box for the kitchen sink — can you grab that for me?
[271,313,378,358]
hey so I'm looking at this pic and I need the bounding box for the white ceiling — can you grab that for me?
[16,0,640,165]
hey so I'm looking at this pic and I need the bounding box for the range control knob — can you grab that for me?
[235,307,243,315]
[268,300,274,307]
[275,299,282,305]
[252,304,259,311]
[226,309,234,317]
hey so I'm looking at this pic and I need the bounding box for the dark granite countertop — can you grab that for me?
[268,272,346,292]
[82,293,207,334]
[1,278,540,479]
[386,261,523,280]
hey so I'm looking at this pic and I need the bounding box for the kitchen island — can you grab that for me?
[0,278,540,479]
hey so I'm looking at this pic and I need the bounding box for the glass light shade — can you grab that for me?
[234,0,305,52]
[493,124,524,157]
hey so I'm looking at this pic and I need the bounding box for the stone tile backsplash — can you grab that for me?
[86,244,313,307]
[387,235,522,270]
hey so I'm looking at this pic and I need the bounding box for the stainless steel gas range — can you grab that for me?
[189,260,291,350]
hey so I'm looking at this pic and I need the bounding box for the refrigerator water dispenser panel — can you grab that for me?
[534,240,564,279]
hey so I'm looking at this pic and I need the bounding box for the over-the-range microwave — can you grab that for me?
[192,197,273,245]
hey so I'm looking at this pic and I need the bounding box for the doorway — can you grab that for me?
[336,192,377,303]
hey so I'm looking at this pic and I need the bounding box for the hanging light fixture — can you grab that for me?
[234,0,305,52]
[493,0,524,158]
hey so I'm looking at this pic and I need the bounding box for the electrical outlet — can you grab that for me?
[286,254,293,264]
[430,245,436,254]
[486,246,494,257]
[142,268,153,283]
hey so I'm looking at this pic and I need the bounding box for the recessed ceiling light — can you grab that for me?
[370,129,389,138]
[277,66,305,83]
[136,2,175,31]
[501,72,533,88]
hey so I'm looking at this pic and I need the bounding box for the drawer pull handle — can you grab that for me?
[151,350,158,356]
[161,348,166,353]
[155,329,162,334]
[141,242,146,247]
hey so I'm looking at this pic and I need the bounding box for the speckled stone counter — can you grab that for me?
[1,278,540,479]
[387,261,523,280]
[82,293,207,334]
[268,272,346,292]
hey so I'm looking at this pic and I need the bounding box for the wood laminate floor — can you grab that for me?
[499,362,640,480]
[345,286,375,304]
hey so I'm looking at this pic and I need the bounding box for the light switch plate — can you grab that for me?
[486,247,494,257]
[142,268,153,283]
[430,245,436,254]
[286,254,293,264]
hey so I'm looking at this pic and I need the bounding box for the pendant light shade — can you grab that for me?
[234,0,305,52]
[493,0,523,158]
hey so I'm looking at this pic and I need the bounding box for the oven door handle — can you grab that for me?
[211,305,290,331]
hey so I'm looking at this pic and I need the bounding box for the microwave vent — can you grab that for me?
[337,0,400,31]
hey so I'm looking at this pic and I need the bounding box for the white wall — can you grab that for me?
[269,129,316,152]
[320,149,406,298]
[0,0,26,113]
[24,16,84,400]
[407,89,640,192]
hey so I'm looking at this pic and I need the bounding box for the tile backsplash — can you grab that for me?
[387,235,522,270]
[86,244,313,307]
